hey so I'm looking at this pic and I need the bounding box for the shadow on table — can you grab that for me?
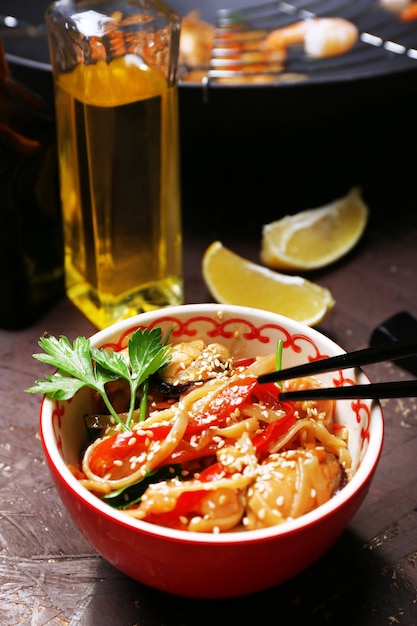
[79,528,416,626]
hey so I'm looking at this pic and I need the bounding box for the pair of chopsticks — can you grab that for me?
[257,341,417,401]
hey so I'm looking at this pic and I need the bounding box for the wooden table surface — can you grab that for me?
[2,96,417,624]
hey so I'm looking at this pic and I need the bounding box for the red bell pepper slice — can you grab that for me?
[191,375,259,428]
[164,438,220,465]
[252,401,297,457]
[240,382,297,457]
[251,381,280,403]
[88,424,172,479]
[233,357,256,368]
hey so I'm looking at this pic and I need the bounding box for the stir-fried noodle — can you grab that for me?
[71,339,351,533]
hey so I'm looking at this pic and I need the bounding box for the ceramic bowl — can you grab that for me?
[39,304,384,599]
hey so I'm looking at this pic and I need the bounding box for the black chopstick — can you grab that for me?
[279,380,417,401]
[257,340,417,385]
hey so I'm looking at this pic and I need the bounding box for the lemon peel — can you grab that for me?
[202,241,335,327]
[261,187,369,271]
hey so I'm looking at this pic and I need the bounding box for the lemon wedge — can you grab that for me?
[261,187,369,271]
[202,241,335,326]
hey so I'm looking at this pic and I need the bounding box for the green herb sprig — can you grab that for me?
[25,327,173,430]
[275,339,283,388]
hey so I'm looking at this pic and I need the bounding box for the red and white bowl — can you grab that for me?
[39,304,384,599]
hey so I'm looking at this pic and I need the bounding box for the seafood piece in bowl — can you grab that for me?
[33,304,383,598]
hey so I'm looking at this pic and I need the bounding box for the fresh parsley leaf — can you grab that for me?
[128,327,173,386]
[89,346,131,381]
[28,371,87,401]
[126,328,172,427]
[91,327,173,427]
[32,334,99,382]
[26,334,125,427]
[25,328,173,431]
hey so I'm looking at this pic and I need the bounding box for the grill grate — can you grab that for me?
[205,0,417,85]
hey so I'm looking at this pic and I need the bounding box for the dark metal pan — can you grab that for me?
[3,0,417,89]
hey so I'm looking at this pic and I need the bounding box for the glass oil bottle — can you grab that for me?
[45,0,183,329]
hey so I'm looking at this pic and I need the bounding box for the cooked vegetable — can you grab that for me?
[27,329,349,533]
[25,328,173,430]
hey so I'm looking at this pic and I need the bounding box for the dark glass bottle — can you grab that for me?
[0,38,65,329]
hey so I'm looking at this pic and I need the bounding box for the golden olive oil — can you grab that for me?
[55,57,182,329]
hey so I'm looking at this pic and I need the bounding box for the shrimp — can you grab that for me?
[160,340,233,385]
[281,376,334,429]
[245,447,344,529]
[262,19,310,51]
[263,17,359,59]
[399,1,417,20]
[304,18,359,58]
